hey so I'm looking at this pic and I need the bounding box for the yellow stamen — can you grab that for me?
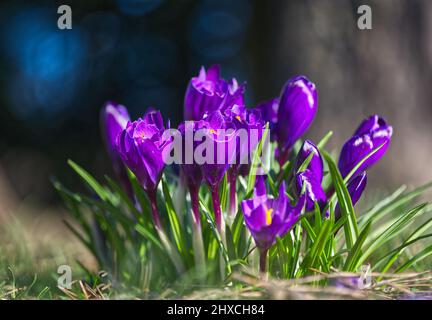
[235,115,241,121]
[209,129,216,134]
[265,208,273,226]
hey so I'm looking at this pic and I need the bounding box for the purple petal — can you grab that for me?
[295,170,326,211]
[184,65,228,121]
[294,140,323,181]
[347,172,367,206]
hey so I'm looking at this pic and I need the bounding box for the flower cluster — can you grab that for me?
[100,65,393,271]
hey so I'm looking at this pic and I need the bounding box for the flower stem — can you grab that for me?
[147,190,162,229]
[189,184,201,229]
[210,185,223,233]
[228,169,237,217]
[192,220,206,282]
[210,184,226,279]
[259,248,269,274]
[277,147,289,168]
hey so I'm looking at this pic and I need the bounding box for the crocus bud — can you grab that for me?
[241,178,305,252]
[100,101,131,194]
[276,75,318,159]
[256,98,279,141]
[184,65,227,121]
[335,172,367,220]
[116,109,171,194]
[338,115,393,178]
[293,140,326,211]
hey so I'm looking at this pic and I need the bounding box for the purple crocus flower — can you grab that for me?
[276,75,318,164]
[116,109,171,228]
[226,105,266,216]
[184,65,227,121]
[197,110,237,231]
[100,102,132,195]
[184,65,245,121]
[338,115,393,178]
[241,177,305,272]
[293,140,326,211]
[178,120,206,228]
[256,98,279,141]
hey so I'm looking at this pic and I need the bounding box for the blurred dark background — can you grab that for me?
[1,0,431,215]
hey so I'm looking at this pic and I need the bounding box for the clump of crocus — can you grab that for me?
[241,177,305,273]
[293,140,326,211]
[116,109,172,229]
[275,75,318,165]
[100,101,132,197]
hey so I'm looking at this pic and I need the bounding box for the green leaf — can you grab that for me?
[225,226,237,259]
[231,209,245,245]
[355,203,428,270]
[296,152,314,174]
[276,237,289,277]
[68,160,108,201]
[360,182,432,228]
[105,175,142,222]
[135,224,163,251]
[301,217,317,241]
[322,151,358,248]
[376,217,432,273]
[301,219,333,271]
[220,173,228,213]
[161,177,185,255]
[314,202,322,230]
[396,243,432,273]
[199,200,230,266]
[343,221,372,272]
[317,131,333,149]
[291,221,303,278]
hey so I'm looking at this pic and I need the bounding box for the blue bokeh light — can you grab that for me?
[3,7,88,124]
